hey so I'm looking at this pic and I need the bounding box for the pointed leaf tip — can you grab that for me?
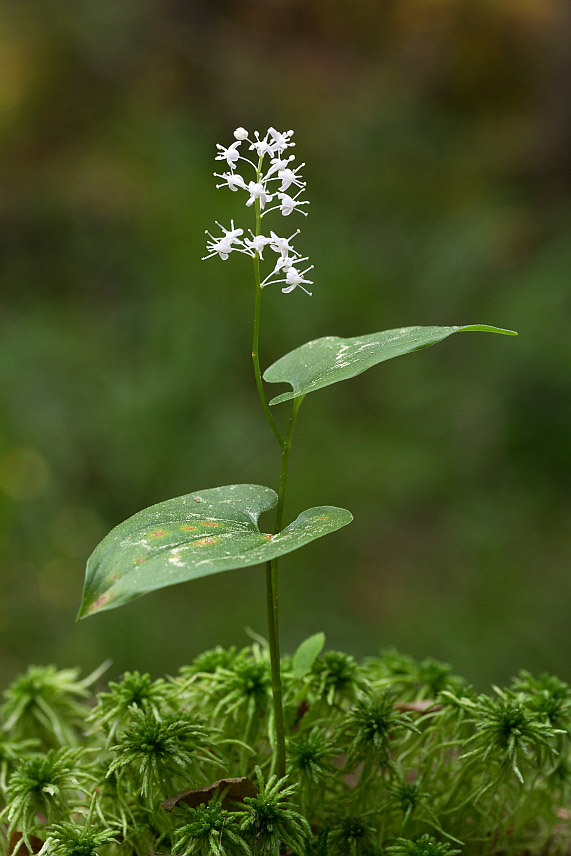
[264,324,517,404]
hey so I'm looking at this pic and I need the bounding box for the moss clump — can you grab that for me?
[0,647,569,856]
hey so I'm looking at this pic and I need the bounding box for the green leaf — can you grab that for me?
[263,325,517,405]
[78,485,352,619]
[292,632,325,679]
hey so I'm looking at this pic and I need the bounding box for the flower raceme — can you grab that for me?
[203,127,313,295]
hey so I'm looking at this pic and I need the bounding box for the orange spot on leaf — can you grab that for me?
[89,592,113,612]
[181,525,197,531]
[151,529,168,537]
[193,537,218,547]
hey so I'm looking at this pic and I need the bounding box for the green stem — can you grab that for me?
[275,397,303,532]
[265,559,284,777]
[266,396,304,778]
[252,270,283,447]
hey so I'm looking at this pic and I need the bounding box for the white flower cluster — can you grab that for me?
[202,127,313,295]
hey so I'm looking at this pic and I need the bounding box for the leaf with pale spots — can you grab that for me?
[263,325,517,405]
[78,484,352,618]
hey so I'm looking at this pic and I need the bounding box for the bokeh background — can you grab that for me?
[1,0,570,691]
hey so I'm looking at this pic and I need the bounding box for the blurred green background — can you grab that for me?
[1,0,570,691]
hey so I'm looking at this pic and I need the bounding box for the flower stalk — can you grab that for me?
[251,203,283,448]
[205,127,313,775]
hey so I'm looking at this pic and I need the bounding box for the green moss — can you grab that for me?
[0,650,569,856]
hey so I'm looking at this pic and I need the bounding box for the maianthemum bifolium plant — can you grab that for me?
[75,125,516,775]
[2,127,570,856]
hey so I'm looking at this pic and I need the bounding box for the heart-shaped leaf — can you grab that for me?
[78,484,352,619]
[263,325,517,405]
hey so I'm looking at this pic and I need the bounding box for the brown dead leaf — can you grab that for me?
[9,833,44,856]
[394,700,443,714]
[161,776,258,812]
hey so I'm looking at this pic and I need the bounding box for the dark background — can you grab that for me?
[1,0,570,690]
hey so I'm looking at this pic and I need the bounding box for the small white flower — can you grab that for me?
[273,254,295,272]
[261,253,311,288]
[268,230,300,258]
[246,181,273,209]
[265,155,295,179]
[214,171,247,192]
[277,191,309,217]
[217,219,244,241]
[203,220,245,260]
[282,264,313,295]
[244,233,272,259]
[203,236,235,261]
[268,128,295,153]
[215,141,242,169]
[233,127,249,140]
[249,131,274,158]
[277,163,306,192]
